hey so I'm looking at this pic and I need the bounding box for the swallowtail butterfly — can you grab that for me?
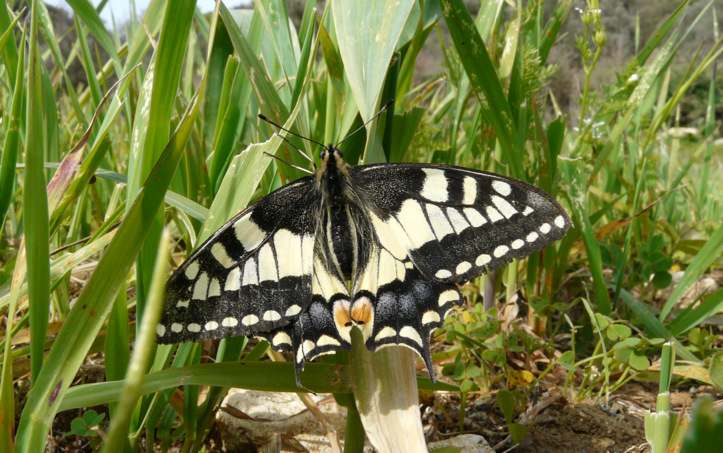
[157,111,570,385]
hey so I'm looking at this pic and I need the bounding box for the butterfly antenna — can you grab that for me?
[270,131,318,169]
[258,114,321,167]
[335,99,395,148]
[263,150,313,175]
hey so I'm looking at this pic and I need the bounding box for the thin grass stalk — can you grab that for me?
[0,243,27,450]
[343,409,365,453]
[644,35,723,151]
[74,14,103,110]
[697,11,717,210]
[0,5,20,87]
[612,159,648,308]
[659,224,723,320]
[439,0,516,159]
[577,1,605,132]
[104,281,130,417]
[101,230,170,451]
[0,15,25,229]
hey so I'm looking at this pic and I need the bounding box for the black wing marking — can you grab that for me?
[350,239,462,381]
[157,177,321,343]
[351,163,571,284]
[256,254,352,385]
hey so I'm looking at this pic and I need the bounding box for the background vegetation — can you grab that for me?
[0,0,721,451]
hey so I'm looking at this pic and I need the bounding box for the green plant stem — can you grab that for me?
[578,46,603,132]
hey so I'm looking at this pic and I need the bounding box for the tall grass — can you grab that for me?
[0,0,721,451]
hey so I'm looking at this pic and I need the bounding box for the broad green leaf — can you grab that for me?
[333,0,415,123]
[25,0,50,385]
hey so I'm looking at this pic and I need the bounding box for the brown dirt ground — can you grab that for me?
[424,391,652,453]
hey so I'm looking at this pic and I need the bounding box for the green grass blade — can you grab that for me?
[25,0,51,384]
[208,56,242,191]
[0,228,117,311]
[101,230,170,451]
[539,0,574,63]
[104,281,129,410]
[667,289,723,337]
[439,0,516,166]
[560,159,612,314]
[619,289,697,363]
[74,15,103,109]
[46,76,121,217]
[612,159,648,308]
[219,3,288,120]
[0,22,25,448]
[47,166,209,222]
[13,80,203,453]
[0,246,27,450]
[59,362,352,412]
[289,0,317,107]
[0,18,25,227]
[697,9,717,210]
[660,224,723,320]
[636,0,690,65]
[128,0,196,325]
[65,0,122,74]
[587,39,673,177]
[198,103,306,243]
[0,4,19,87]
[0,7,21,56]
[258,0,299,96]
[474,0,504,41]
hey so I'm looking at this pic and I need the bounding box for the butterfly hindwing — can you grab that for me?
[350,240,462,380]
[157,178,321,343]
[352,163,571,284]
[256,255,352,385]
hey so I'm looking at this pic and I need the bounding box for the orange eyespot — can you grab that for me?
[333,300,353,327]
[350,298,373,325]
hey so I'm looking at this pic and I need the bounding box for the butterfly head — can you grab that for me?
[316,145,352,201]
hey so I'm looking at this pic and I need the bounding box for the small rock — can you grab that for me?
[217,389,348,452]
[427,434,494,453]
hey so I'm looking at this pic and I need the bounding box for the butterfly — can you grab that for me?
[156,109,570,386]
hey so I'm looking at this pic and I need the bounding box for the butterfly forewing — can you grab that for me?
[157,178,321,343]
[352,163,571,285]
